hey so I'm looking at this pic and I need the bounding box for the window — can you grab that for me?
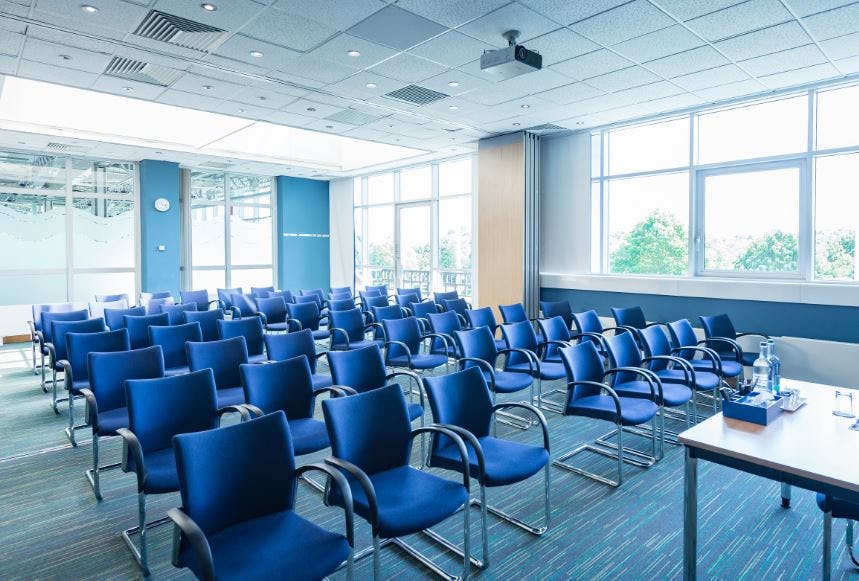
[354,158,474,299]
[814,153,859,280]
[0,151,137,306]
[816,84,859,151]
[606,117,688,175]
[186,170,275,292]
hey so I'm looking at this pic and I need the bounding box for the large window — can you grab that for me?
[186,171,275,292]
[591,81,859,282]
[353,157,474,299]
[0,151,136,306]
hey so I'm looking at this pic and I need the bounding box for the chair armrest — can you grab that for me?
[601,326,635,336]
[457,356,496,387]
[537,340,571,358]
[217,405,251,421]
[567,381,623,419]
[45,342,56,367]
[388,370,425,409]
[116,427,146,491]
[79,388,98,427]
[699,337,744,363]
[58,359,73,390]
[604,367,662,401]
[286,318,303,331]
[641,355,694,386]
[28,320,37,342]
[411,426,470,491]
[456,313,468,328]
[316,385,357,398]
[329,327,351,349]
[568,332,607,349]
[325,457,379,537]
[167,508,215,581]
[671,347,723,376]
[432,423,485,483]
[230,306,242,319]
[422,333,452,356]
[295,463,355,548]
[257,312,268,326]
[736,331,771,340]
[34,329,45,346]
[492,402,550,451]
[207,299,223,310]
[498,348,536,376]
[366,321,384,341]
[242,404,265,417]
[384,340,412,368]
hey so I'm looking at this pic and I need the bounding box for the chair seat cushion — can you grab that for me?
[311,329,331,340]
[691,358,742,378]
[568,395,658,426]
[311,373,334,391]
[481,369,532,393]
[656,368,720,391]
[289,418,330,456]
[406,402,423,422]
[332,339,379,351]
[70,379,89,395]
[613,379,693,407]
[494,339,507,351]
[816,494,859,520]
[217,387,246,407]
[387,353,448,370]
[506,361,566,381]
[266,322,292,332]
[248,353,268,364]
[432,436,548,487]
[96,407,128,436]
[141,447,179,494]
[184,509,350,581]
[165,365,189,377]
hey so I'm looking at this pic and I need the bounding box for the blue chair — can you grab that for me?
[500,320,567,413]
[251,285,275,299]
[140,291,172,301]
[216,287,241,311]
[83,346,165,499]
[185,309,225,342]
[329,297,357,312]
[362,294,389,312]
[38,308,89,391]
[370,304,404,339]
[180,289,221,311]
[411,300,439,331]
[217,317,267,363]
[382,317,449,373]
[149,322,202,376]
[424,367,550,564]
[571,309,629,355]
[268,289,295,304]
[287,301,330,341]
[104,305,145,331]
[89,298,129,320]
[322,384,471,579]
[443,297,471,319]
[124,313,170,349]
[365,284,390,297]
[668,319,742,381]
[396,287,423,301]
[186,336,249,408]
[329,307,382,351]
[326,345,424,423]
[454,326,536,429]
[394,292,421,313]
[298,291,330,321]
[426,310,464,358]
[539,300,573,328]
[256,296,297,332]
[141,295,174,316]
[330,286,352,299]
[29,302,74,374]
[538,315,604,364]
[466,306,505,351]
[553,342,658,487]
[612,306,660,330]
[168,411,354,580]
[95,293,130,303]
[434,290,459,309]
[231,293,260,319]
[817,495,859,570]
[301,288,327,308]
[61,329,129,445]
[699,313,769,369]
[358,289,384,313]
[265,329,334,391]
[160,302,198,325]
[499,302,544,344]
[46,317,106,410]
[117,369,249,574]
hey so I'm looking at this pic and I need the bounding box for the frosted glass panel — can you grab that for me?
[0,195,66,269]
[192,269,226,293]
[230,206,272,265]
[73,271,135,303]
[0,273,66,306]
[231,268,273,290]
[73,198,134,268]
[191,206,225,267]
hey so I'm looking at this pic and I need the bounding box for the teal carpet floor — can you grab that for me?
[0,343,857,580]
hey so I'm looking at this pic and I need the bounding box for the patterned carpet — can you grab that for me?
[0,343,856,580]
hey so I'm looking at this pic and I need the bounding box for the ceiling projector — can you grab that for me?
[480,30,542,80]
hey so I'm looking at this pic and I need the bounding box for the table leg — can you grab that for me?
[823,499,832,581]
[684,446,697,581]
[781,482,792,508]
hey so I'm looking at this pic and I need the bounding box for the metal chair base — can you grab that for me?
[595,427,661,464]
[122,515,171,575]
[352,533,480,580]
[534,389,566,414]
[470,493,548,536]
[64,424,90,447]
[298,472,326,493]
[554,424,658,487]
[86,461,121,501]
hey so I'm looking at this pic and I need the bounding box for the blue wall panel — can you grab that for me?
[139,160,180,295]
[276,176,330,291]
[541,287,859,343]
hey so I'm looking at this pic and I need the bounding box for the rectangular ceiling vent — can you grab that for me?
[323,108,379,126]
[45,143,67,152]
[527,123,566,134]
[103,56,182,87]
[384,84,448,106]
[134,10,227,52]
[200,162,232,170]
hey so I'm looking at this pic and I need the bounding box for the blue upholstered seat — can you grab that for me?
[264,329,333,391]
[383,316,449,373]
[567,394,658,425]
[454,326,533,396]
[433,437,548,487]
[466,306,507,351]
[186,337,249,408]
[96,407,130,436]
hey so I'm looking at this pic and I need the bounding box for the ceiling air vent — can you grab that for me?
[526,123,566,134]
[46,143,68,152]
[384,85,448,106]
[323,108,379,126]
[134,10,227,52]
[103,56,182,86]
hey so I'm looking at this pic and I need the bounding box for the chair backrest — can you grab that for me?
[382,317,423,360]
[125,369,219,455]
[286,301,321,332]
[363,294,389,310]
[604,331,644,384]
[217,287,242,310]
[104,306,146,331]
[240,355,315,420]
[434,290,458,307]
[256,297,288,324]
[186,336,249,390]
[94,293,129,304]
[180,290,211,311]
[295,294,320,307]
[231,293,259,316]
[264,329,318,372]
[465,306,497,332]
[300,289,325,308]
[454,326,498,368]
[571,309,605,346]
[538,316,572,360]
[371,304,404,339]
[612,306,648,330]
[89,299,128,320]
[443,298,469,316]
[330,286,352,298]
[558,341,607,402]
[141,291,172,300]
[250,286,275,299]
[172,411,296,540]
[365,284,389,297]
[160,302,198,325]
[150,322,203,369]
[397,287,422,301]
[411,300,438,321]
[217,317,265,357]
[51,317,106,362]
[66,329,129,383]
[329,297,357,312]
[423,366,492,440]
[322,383,411,476]
[124,313,170,349]
[329,308,366,343]
[326,345,386,393]
[185,309,225,342]
[358,289,383,312]
[142,296,174,315]
[668,319,698,360]
[540,300,573,327]
[498,302,527,323]
[41,309,89,344]
[32,302,75,331]
[500,320,538,367]
[395,293,420,309]
[699,314,737,340]
[267,289,294,304]
[88,346,165,413]
[638,325,673,371]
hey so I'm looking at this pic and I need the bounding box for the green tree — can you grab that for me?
[368,242,393,267]
[610,210,688,275]
[816,229,855,280]
[734,231,798,271]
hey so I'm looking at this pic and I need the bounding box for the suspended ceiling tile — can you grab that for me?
[0,32,24,57]
[325,71,396,99]
[645,46,729,78]
[395,0,509,28]
[523,28,599,65]
[231,86,300,110]
[33,0,149,39]
[783,0,857,17]
[239,6,338,52]
[570,0,675,46]
[17,59,99,88]
[408,30,495,68]
[694,78,766,101]
[713,21,813,61]
[685,0,795,42]
[802,3,859,41]
[21,37,112,74]
[740,44,828,77]
[536,81,605,105]
[654,0,746,21]
[642,92,709,114]
[281,98,349,119]
[419,69,492,96]
[261,110,315,127]
[457,3,559,48]
[274,55,357,84]
[213,35,300,69]
[758,62,840,89]
[271,0,386,31]
[672,63,752,90]
[0,54,16,74]
[609,80,685,104]
[156,88,227,112]
[613,26,705,63]
[586,65,661,92]
[171,72,245,100]
[265,68,327,90]
[91,76,168,100]
[550,49,634,81]
[152,0,266,32]
[819,32,859,60]
[835,54,859,73]
[305,33,399,70]
[348,4,447,51]
[367,53,447,83]
[517,0,631,26]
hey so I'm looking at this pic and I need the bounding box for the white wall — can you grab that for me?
[329,178,354,289]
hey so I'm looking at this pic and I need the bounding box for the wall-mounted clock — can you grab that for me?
[154,197,171,212]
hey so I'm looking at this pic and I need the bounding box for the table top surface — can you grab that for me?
[678,379,859,493]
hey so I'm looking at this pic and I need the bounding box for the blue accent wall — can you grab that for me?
[276,176,330,291]
[139,160,180,295]
[541,287,859,343]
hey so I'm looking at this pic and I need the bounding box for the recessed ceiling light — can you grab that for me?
[202,85,213,90]
[512,122,520,126]
[155,151,163,155]
[249,51,263,58]
[325,125,334,129]
[520,104,530,109]
[448,105,459,110]
[17,141,25,145]
[58,54,72,61]
[238,108,246,113]
[388,124,394,128]
[575,121,584,125]
[347,50,360,57]
[306,107,316,112]
[257,96,267,101]
[80,4,98,13]
[447,81,460,87]
[365,82,377,89]
[201,3,217,11]
[122,86,133,92]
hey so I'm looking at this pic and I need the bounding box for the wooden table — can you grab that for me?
[679,379,859,580]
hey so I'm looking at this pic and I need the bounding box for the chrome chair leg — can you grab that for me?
[65,394,89,447]
[40,351,48,392]
[86,434,122,501]
[121,491,171,575]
